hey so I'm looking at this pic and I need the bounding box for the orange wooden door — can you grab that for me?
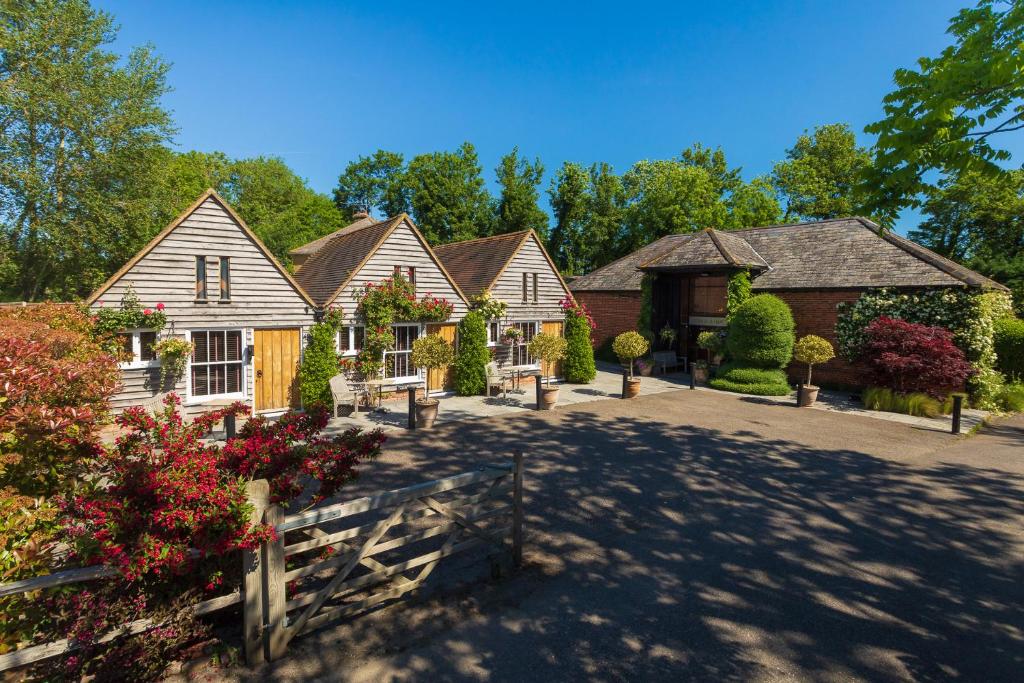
[425,323,458,392]
[541,321,564,378]
[254,328,301,411]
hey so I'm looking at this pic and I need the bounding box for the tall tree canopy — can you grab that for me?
[405,142,494,244]
[864,1,1024,221]
[0,0,174,300]
[333,150,408,217]
[494,147,548,238]
[771,123,872,221]
[547,161,626,275]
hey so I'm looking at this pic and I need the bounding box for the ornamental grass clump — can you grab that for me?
[613,331,650,379]
[528,333,568,386]
[793,335,835,386]
[411,334,455,400]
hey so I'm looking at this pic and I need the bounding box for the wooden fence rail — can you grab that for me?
[0,452,525,673]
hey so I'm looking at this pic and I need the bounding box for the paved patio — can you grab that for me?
[324,362,989,436]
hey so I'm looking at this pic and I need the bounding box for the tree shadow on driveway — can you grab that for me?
[249,391,1024,682]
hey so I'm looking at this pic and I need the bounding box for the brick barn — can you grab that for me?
[569,217,1008,387]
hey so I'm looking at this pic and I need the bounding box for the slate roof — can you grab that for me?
[642,229,769,271]
[570,217,1007,292]
[289,213,377,258]
[293,215,404,306]
[433,231,531,298]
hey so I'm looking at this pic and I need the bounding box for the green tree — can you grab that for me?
[725,176,782,229]
[548,161,590,274]
[586,162,627,268]
[298,317,341,408]
[333,150,408,217]
[494,147,548,238]
[453,310,489,395]
[0,0,174,300]
[771,123,872,221]
[681,142,742,196]
[406,142,494,244]
[864,1,1024,221]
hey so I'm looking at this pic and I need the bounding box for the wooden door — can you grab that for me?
[541,321,564,379]
[254,328,301,411]
[425,323,458,392]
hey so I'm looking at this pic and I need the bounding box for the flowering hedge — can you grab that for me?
[91,287,167,354]
[561,296,596,383]
[861,317,975,398]
[836,288,1013,405]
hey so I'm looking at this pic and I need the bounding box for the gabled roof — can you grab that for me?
[433,230,573,301]
[570,217,1009,292]
[293,213,469,308]
[289,213,377,258]
[86,189,317,307]
[641,229,768,271]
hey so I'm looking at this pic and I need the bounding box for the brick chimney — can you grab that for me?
[352,208,369,219]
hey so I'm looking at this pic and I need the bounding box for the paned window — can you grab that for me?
[384,324,420,380]
[191,330,243,397]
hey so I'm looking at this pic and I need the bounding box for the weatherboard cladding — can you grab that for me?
[570,217,1006,292]
[491,233,571,321]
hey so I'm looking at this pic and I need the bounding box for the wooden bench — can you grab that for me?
[652,351,685,375]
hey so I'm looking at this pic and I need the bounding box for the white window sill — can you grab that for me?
[185,392,247,406]
[119,361,160,371]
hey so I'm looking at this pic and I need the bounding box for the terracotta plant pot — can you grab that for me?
[415,398,440,428]
[638,363,653,377]
[539,386,560,410]
[623,377,642,399]
[798,385,819,407]
[693,366,709,383]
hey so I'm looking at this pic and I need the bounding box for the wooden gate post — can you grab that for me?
[263,503,288,661]
[242,480,270,666]
[512,450,524,568]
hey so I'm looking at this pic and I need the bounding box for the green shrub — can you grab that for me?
[299,318,340,407]
[412,334,455,400]
[709,362,791,395]
[563,306,597,383]
[862,387,943,418]
[793,334,835,386]
[994,317,1024,381]
[454,311,489,395]
[997,382,1024,412]
[725,294,795,369]
[726,269,751,318]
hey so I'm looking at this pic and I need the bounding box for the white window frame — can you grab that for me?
[383,323,422,383]
[117,328,160,370]
[185,328,247,404]
[486,320,502,347]
[510,321,540,367]
[336,324,365,357]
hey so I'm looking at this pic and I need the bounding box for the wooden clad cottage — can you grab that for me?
[570,217,1009,386]
[87,190,317,416]
[291,213,469,391]
[433,230,572,371]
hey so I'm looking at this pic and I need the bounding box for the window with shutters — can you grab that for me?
[190,330,244,399]
[116,330,159,369]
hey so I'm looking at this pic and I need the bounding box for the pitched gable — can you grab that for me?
[433,231,531,299]
[490,232,572,320]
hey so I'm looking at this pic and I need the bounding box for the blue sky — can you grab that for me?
[98,0,984,233]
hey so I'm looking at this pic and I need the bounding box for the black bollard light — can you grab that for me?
[407,385,417,430]
[622,368,629,399]
[224,413,236,439]
[951,394,963,434]
[689,363,696,390]
[797,382,804,407]
[535,373,543,410]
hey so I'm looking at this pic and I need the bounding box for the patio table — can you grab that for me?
[502,365,542,392]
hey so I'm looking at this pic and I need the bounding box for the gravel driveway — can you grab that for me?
[204,389,1024,682]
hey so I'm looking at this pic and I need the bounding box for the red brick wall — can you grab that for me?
[575,291,643,351]
[771,289,864,387]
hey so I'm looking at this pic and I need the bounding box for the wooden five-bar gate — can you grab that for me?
[0,454,524,673]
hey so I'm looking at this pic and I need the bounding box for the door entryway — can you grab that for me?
[254,328,301,411]
[425,322,458,392]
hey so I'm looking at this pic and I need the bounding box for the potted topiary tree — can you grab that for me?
[793,334,836,407]
[528,333,568,409]
[613,330,650,398]
[695,330,723,383]
[411,334,455,428]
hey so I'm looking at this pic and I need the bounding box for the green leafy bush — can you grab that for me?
[862,387,943,418]
[299,317,341,407]
[726,269,751,318]
[997,382,1024,412]
[994,317,1024,380]
[613,331,650,378]
[725,294,795,368]
[454,311,489,395]
[529,333,568,385]
[563,299,597,383]
[793,335,835,386]
[709,362,791,396]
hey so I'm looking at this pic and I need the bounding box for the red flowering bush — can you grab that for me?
[560,295,596,331]
[222,404,386,505]
[861,317,975,398]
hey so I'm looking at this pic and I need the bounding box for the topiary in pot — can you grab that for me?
[793,335,836,406]
[411,334,455,428]
[528,333,568,409]
[613,330,650,398]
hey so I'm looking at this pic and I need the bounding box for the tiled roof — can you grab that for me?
[642,229,768,271]
[289,214,377,257]
[570,217,1008,292]
[433,231,531,298]
[293,215,404,306]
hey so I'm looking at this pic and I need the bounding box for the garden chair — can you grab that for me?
[486,362,510,398]
[330,373,368,417]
